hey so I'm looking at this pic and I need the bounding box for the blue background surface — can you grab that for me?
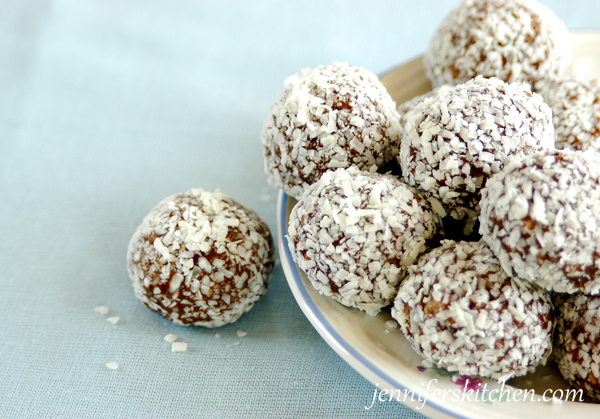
[1,1,599,418]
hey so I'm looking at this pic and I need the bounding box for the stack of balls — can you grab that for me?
[262,0,600,397]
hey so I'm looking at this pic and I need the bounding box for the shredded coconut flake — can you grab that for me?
[94,306,109,315]
[164,334,178,343]
[106,317,120,325]
[171,342,188,352]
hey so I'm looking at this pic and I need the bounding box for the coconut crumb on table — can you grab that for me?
[236,330,247,338]
[94,306,109,315]
[260,186,274,202]
[106,362,119,370]
[164,334,178,343]
[171,342,187,352]
[106,317,120,325]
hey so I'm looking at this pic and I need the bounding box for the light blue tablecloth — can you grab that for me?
[1,1,599,418]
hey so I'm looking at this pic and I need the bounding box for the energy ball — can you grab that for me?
[127,189,274,327]
[555,294,600,401]
[534,77,600,152]
[392,240,554,382]
[479,149,600,294]
[262,61,402,199]
[424,0,571,88]
[287,166,441,316]
[399,75,554,222]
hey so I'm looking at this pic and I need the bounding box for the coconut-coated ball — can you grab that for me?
[534,76,600,152]
[479,149,600,294]
[554,294,600,401]
[399,75,554,222]
[392,240,554,382]
[127,189,274,327]
[262,61,401,199]
[424,0,571,87]
[287,166,441,316]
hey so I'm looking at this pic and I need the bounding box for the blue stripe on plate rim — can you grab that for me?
[277,189,471,419]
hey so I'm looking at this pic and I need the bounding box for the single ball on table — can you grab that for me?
[127,189,275,327]
[399,75,554,224]
[479,149,600,295]
[534,77,600,152]
[262,61,401,199]
[424,0,571,88]
[392,240,554,382]
[287,166,442,316]
[554,294,600,401]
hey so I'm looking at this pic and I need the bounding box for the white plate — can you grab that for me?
[277,32,600,419]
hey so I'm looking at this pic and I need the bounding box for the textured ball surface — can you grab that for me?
[424,0,570,88]
[480,149,600,294]
[127,189,274,327]
[555,294,600,401]
[396,85,450,145]
[262,61,401,199]
[287,167,441,315]
[392,240,554,382]
[535,77,600,152]
[399,76,554,221]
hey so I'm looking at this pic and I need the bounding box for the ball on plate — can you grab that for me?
[262,61,401,199]
[127,189,274,327]
[534,77,600,152]
[399,75,554,222]
[392,240,554,382]
[424,0,571,87]
[479,149,600,294]
[287,166,442,316]
[554,294,600,401]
